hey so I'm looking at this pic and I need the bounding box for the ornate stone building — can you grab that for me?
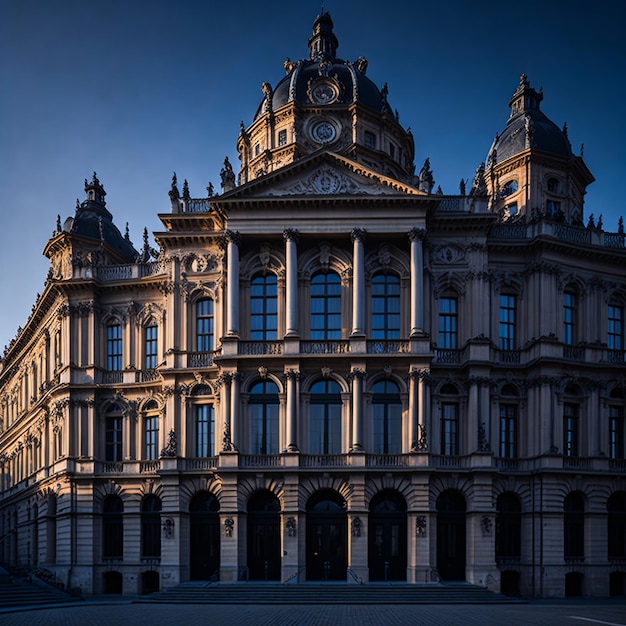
[1,13,625,598]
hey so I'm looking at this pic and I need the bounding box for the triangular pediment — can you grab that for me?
[216,151,426,203]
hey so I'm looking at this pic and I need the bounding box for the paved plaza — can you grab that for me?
[0,599,625,626]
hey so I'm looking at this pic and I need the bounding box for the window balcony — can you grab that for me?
[238,341,283,356]
[300,340,350,354]
[187,351,219,368]
[366,340,411,354]
[433,348,461,364]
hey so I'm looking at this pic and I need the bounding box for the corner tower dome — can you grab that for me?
[236,12,415,186]
[485,75,594,223]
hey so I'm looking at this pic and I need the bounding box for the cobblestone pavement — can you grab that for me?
[1,600,626,626]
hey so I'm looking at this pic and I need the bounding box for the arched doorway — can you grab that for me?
[436,489,466,581]
[189,491,220,580]
[247,490,281,580]
[368,490,407,581]
[306,490,347,581]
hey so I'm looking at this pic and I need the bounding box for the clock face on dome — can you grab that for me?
[312,83,338,104]
[310,120,337,144]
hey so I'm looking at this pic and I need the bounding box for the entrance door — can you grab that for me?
[306,490,347,581]
[436,490,466,581]
[368,491,407,581]
[189,491,220,580]
[247,491,281,580]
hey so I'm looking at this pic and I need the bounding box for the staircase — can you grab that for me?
[136,581,526,605]
[0,573,79,609]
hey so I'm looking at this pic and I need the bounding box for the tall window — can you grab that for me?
[564,492,585,559]
[608,304,624,350]
[144,401,159,460]
[499,404,517,458]
[145,324,158,369]
[195,404,214,457]
[102,495,123,559]
[499,294,516,350]
[196,299,214,351]
[107,323,122,371]
[372,380,402,454]
[441,403,459,455]
[438,297,458,349]
[248,381,280,454]
[309,379,342,454]
[371,274,400,339]
[496,492,521,560]
[608,492,626,559]
[610,404,625,460]
[310,272,341,340]
[141,495,161,558]
[563,403,579,457]
[563,292,576,345]
[250,275,278,340]
[105,406,123,463]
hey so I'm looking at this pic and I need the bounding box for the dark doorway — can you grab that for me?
[610,571,626,596]
[565,571,583,597]
[436,489,466,581]
[189,491,220,580]
[103,570,122,594]
[306,490,347,581]
[500,570,520,596]
[141,570,159,594]
[368,490,407,581]
[247,490,281,580]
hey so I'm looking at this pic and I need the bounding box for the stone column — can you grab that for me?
[350,368,366,451]
[408,228,425,336]
[283,229,300,337]
[230,372,241,451]
[220,373,234,451]
[226,231,241,337]
[285,369,300,452]
[351,228,367,336]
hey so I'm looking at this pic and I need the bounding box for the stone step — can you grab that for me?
[136,582,525,605]
[0,578,78,608]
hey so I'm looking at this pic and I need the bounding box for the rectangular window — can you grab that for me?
[196,299,214,352]
[371,274,400,339]
[563,403,578,457]
[277,129,287,146]
[389,143,395,158]
[250,275,278,340]
[546,200,561,216]
[563,292,576,345]
[364,131,376,149]
[309,403,342,454]
[106,324,122,371]
[610,406,624,459]
[105,416,123,462]
[608,305,623,350]
[254,143,260,156]
[144,415,159,460]
[195,404,214,457]
[145,325,158,369]
[441,403,459,455]
[499,404,517,458]
[499,294,516,350]
[438,297,458,349]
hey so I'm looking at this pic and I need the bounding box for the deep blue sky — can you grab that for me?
[1,0,624,351]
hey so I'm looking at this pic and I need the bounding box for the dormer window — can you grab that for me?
[254,143,260,156]
[547,178,560,193]
[364,131,376,149]
[277,129,287,147]
[501,180,518,197]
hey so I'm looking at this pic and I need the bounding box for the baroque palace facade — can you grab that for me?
[1,13,625,598]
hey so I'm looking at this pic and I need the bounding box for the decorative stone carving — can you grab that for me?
[160,430,177,457]
[224,517,234,537]
[285,516,296,537]
[481,515,492,536]
[416,516,427,537]
[351,517,362,537]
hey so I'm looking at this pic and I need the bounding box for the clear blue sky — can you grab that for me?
[1,0,624,352]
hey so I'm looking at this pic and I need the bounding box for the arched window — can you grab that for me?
[250,275,278,340]
[105,404,124,463]
[440,384,460,456]
[143,401,159,460]
[309,380,342,454]
[106,323,122,371]
[501,180,518,197]
[102,495,123,559]
[371,274,400,339]
[372,380,402,454]
[310,272,341,340]
[191,385,214,458]
[496,492,521,560]
[141,495,161,558]
[248,380,280,454]
[564,492,585,560]
[608,492,626,559]
[196,298,214,351]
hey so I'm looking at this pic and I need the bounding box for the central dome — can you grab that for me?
[253,13,394,120]
[237,13,415,186]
